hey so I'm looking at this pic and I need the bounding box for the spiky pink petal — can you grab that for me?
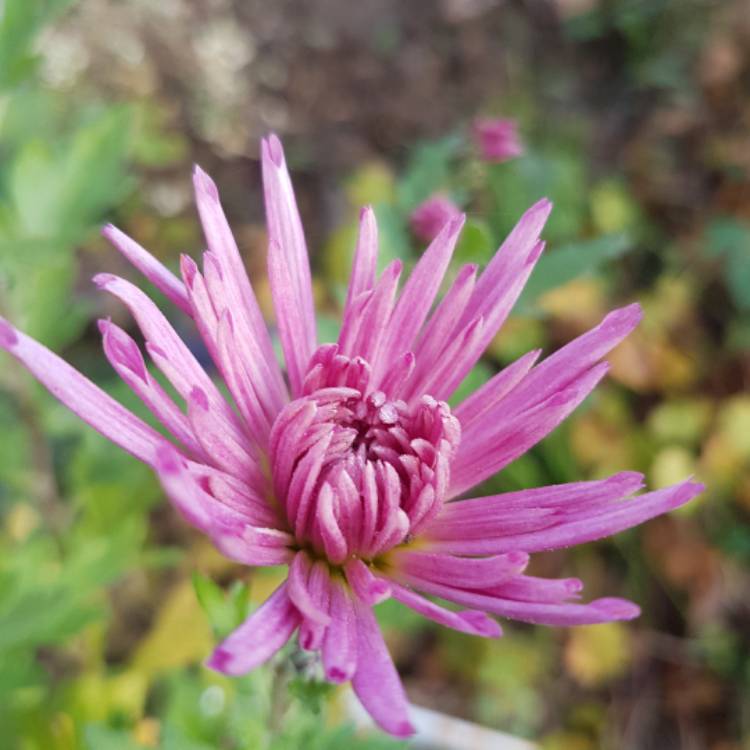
[388,581,503,637]
[288,551,332,626]
[193,165,287,414]
[376,215,464,380]
[94,273,248,447]
[98,319,206,459]
[351,596,415,737]
[450,363,609,497]
[453,347,541,428]
[0,317,164,465]
[397,571,640,626]
[345,559,391,605]
[299,560,333,651]
[322,580,358,683]
[261,136,317,395]
[207,583,301,675]
[345,206,379,314]
[102,224,192,316]
[408,263,477,398]
[389,550,529,588]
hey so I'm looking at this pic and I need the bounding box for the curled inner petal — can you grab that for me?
[269,347,460,564]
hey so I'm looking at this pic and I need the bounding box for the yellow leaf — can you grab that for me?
[249,567,288,604]
[5,503,40,541]
[134,717,161,748]
[570,412,633,475]
[564,622,631,687]
[650,446,698,491]
[132,579,214,675]
[323,222,359,288]
[345,161,395,207]
[607,332,656,392]
[590,179,639,234]
[716,396,750,460]
[538,278,606,327]
[647,399,713,446]
[107,670,149,722]
[700,433,746,486]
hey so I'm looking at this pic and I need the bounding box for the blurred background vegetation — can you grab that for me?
[0,0,749,748]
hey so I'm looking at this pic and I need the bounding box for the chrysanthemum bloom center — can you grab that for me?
[269,345,460,564]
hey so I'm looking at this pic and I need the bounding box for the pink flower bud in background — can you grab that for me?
[472,117,524,163]
[410,194,462,243]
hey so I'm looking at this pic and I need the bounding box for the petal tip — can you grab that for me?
[392,720,417,738]
[92,272,116,289]
[506,550,530,570]
[462,610,504,637]
[526,197,553,224]
[326,665,354,683]
[193,164,219,201]
[676,478,706,504]
[594,597,641,621]
[205,648,233,674]
[101,223,118,240]
[0,317,18,348]
[179,253,198,286]
[448,213,467,234]
[527,239,545,264]
[265,133,285,167]
[611,471,646,495]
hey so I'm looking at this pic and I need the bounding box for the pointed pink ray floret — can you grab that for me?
[0,133,703,738]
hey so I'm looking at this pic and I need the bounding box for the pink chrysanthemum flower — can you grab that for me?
[0,135,703,738]
[473,117,524,163]
[410,194,462,243]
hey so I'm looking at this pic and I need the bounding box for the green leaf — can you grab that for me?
[703,218,750,310]
[371,203,411,272]
[516,232,632,312]
[487,146,588,244]
[396,135,462,211]
[287,676,334,715]
[193,574,250,639]
[83,725,146,750]
[5,106,132,237]
[316,314,342,346]
[453,218,494,265]
[0,0,76,90]
[726,246,750,311]
[704,217,750,260]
